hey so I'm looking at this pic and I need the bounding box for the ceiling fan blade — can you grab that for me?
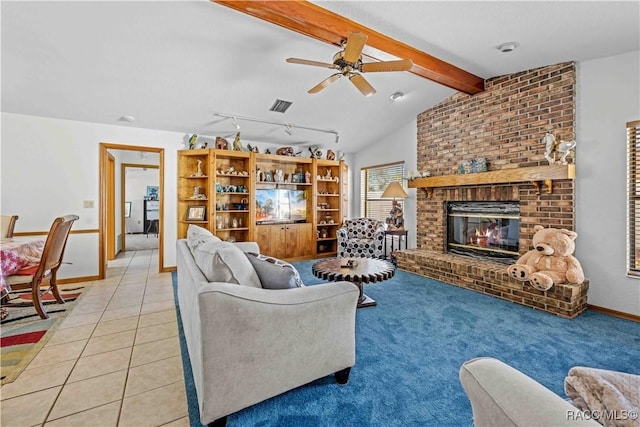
[349,73,376,97]
[343,32,368,64]
[308,73,342,94]
[360,58,414,73]
[286,57,339,69]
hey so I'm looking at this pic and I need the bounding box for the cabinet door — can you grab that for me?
[255,225,273,256]
[285,223,313,259]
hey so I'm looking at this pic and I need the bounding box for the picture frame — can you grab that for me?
[146,186,159,200]
[186,205,206,221]
[124,201,132,218]
[291,173,304,183]
[262,171,274,182]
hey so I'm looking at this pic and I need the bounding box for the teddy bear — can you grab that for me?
[506,225,585,291]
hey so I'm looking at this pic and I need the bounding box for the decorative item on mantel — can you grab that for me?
[232,132,243,151]
[458,158,487,174]
[543,131,576,165]
[406,171,431,180]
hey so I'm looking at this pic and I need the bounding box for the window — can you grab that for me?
[360,162,405,221]
[628,120,640,277]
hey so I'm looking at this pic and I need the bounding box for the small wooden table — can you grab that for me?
[312,257,395,308]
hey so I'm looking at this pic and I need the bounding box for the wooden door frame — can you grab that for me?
[121,163,160,252]
[107,153,116,260]
[99,143,165,278]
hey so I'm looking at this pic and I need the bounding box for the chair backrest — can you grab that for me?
[35,214,79,278]
[1,215,19,238]
[344,218,384,239]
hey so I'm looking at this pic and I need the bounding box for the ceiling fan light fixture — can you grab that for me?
[390,91,404,101]
[498,42,519,53]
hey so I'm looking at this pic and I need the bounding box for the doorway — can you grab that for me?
[99,143,164,278]
[122,163,160,252]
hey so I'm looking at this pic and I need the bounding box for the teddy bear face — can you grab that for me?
[531,225,577,257]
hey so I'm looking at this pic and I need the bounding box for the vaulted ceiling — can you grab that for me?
[2,1,638,153]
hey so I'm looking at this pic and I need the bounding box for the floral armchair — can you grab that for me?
[337,218,386,258]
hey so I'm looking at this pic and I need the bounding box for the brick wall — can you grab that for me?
[415,61,576,252]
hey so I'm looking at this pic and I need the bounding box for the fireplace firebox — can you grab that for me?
[446,201,520,263]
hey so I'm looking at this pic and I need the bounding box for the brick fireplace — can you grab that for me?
[395,61,589,318]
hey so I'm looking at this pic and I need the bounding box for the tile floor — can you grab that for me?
[0,249,189,427]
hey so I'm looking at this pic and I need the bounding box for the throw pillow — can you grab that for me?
[192,240,260,288]
[186,224,219,251]
[245,252,304,289]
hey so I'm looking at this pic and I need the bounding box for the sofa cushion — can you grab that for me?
[245,252,304,289]
[192,240,260,288]
[187,224,220,251]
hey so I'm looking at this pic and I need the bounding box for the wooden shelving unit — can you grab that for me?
[408,164,575,197]
[178,149,346,260]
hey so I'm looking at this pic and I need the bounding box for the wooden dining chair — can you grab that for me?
[4,214,79,319]
[1,215,19,238]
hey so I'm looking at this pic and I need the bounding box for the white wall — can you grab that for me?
[1,113,183,276]
[576,50,640,315]
[349,118,418,249]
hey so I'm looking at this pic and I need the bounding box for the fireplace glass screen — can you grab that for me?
[446,201,520,263]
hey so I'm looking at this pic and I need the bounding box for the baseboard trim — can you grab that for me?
[58,275,101,285]
[587,304,640,322]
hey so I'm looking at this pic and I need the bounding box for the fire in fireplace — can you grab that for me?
[446,201,520,263]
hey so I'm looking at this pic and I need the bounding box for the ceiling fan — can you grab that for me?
[286,32,413,97]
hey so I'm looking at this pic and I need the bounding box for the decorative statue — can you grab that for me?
[215,137,228,150]
[543,132,577,165]
[195,159,204,177]
[276,146,294,156]
[232,132,243,151]
[308,146,322,159]
[275,169,285,183]
[188,134,198,149]
[305,171,311,183]
[326,149,336,160]
[386,201,405,230]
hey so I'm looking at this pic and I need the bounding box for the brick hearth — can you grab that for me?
[395,250,589,319]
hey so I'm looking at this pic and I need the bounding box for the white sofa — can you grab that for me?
[460,357,600,426]
[176,229,360,426]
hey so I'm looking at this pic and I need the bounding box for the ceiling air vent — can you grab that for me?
[269,99,293,113]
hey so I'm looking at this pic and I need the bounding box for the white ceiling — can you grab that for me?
[2,1,638,154]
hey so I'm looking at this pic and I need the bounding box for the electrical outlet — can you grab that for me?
[83,200,94,208]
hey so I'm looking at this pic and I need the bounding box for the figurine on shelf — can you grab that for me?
[232,132,243,151]
[191,186,206,199]
[305,171,311,183]
[308,146,322,159]
[215,137,228,150]
[188,134,197,150]
[275,169,285,183]
[196,159,204,176]
[324,169,332,180]
[326,149,336,160]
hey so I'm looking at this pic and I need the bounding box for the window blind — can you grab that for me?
[360,162,405,222]
[628,120,640,276]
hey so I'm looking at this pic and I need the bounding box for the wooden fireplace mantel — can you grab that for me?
[408,164,575,197]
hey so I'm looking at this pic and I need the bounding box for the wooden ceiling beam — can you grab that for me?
[212,0,484,94]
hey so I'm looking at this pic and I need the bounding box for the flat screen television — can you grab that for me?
[256,189,307,223]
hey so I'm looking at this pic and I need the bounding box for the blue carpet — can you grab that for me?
[172,262,640,427]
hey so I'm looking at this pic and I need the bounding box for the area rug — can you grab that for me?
[172,263,640,427]
[0,284,84,384]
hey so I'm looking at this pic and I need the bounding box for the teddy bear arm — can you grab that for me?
[515,250,538,266]
[564,256,585,283]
